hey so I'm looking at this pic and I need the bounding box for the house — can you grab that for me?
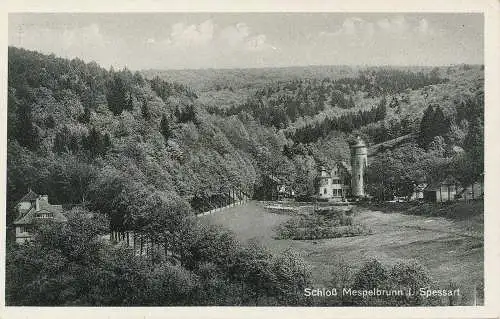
[456,176,484,202]
[278,184,295,199]
[13,190,67,244]
[423,176,460,203]
[410,177,428,201]
[317,162,351,201]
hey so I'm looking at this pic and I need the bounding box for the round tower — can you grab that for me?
[350,136,368,197]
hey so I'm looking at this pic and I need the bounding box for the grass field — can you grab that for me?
[201,201,484,305]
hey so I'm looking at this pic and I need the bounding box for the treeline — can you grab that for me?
[208,68,444,133]
[287,99,387,144]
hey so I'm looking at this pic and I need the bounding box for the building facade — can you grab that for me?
[423,176,460,203]
[317,162,351,201]
[317,136,368,201]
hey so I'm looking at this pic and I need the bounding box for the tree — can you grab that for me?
[106,74,128,115]
[83,127,111,158]
[5,209,109,305]
[160,114,172,141]
[141,99,151,121]
[271,248,311,305]
[16,102,39,149]
[419,104,449,149]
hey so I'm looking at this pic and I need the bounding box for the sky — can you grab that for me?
[8,13,484,70]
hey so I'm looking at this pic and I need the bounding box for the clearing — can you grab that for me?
[201,201,483,304]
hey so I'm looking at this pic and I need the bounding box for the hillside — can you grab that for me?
[6,47,484,307]
[7,46,321,306]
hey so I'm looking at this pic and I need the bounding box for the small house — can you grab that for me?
[423,176,460,203]
[13,190,67,244]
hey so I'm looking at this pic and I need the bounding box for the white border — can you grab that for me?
[1,1,499,318]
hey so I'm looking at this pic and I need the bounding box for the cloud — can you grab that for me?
[320,15,437,43]
[218,22,250,47]
[142,20,278,68]
[169,19,214,48]
[320,17,367,37]
[10,23,122,67]
[151,19,276,54]
[319,17,376,47]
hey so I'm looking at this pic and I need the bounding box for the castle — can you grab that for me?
[317,137,368,201]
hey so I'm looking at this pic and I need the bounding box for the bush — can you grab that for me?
[347,258,439,306]
[387,259,437,306]
[274,211,369,240]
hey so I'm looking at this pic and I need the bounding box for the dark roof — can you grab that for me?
[415,176,427,184]
[350,136,366,147]
[13,208,67,225]
[15,190,39,206]
[425,176,459,191]
[320,161,351,178]
[13,194,66,225]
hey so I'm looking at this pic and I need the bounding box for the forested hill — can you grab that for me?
[145,60,484,201]
[7,47,355,220]
[7,46,484,216]
[7,47,289,220]
[7,48,324,306]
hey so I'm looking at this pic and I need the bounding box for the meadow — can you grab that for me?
[202,201,484,305]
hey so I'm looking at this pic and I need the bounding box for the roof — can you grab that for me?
[414,183,428,191]
[13,193,66,225]
[320,161,351,177]
[339,161,352,173]
[39,201,63,213]
[266,174,281,184]
[350,136,366,148]
[15,190,39,206]
[425,176,460,191]
[415,176,427,184]
[13,207,67,225]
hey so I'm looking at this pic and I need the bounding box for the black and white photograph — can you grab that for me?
[2,1,499,316]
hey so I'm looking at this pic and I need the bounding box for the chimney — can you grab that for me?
[37,195,49,210]
[35,197,40,211]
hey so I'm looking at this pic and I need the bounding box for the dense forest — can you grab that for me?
[6,47,484,305]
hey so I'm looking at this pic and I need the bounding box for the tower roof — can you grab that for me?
[350,136,366,148]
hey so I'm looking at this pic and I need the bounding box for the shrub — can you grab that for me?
[387,259,437,306]
[273,211,368,240]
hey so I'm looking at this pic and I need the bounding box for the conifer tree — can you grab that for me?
[16,103,39,149]
[160,114,171,141]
